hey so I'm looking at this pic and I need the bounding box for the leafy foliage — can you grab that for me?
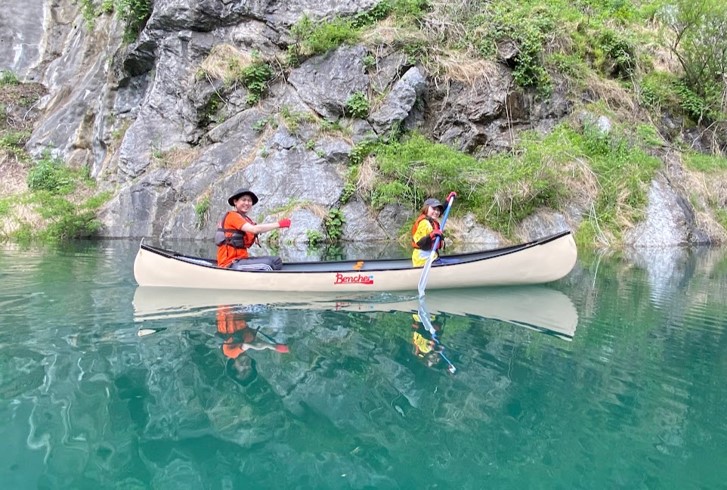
[306,230,324,247]
[27,153,76,194]
[77,0,151,42]
[115,0,152,42]
[195,196,210,230]
[324,208,346,241]
[660,0,727,122]
[567,122,660,245]
[289,15,359,60]
[468,2,553,90]
[344,91,370,119]
[0,70,19,86]
[11,152,110,241]
[368,132,566,233]
[240,55,274,105]
[288,0,429,62]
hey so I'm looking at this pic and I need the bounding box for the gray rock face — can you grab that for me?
[0,0,47,79]
[517,211,574,243]
[263,0,380,27]
[341,199,407,242]
[624,176,692,247]
[370,67,425,134]
[2,0,722,248]
[431,65,515,154]
[288,45,370,119]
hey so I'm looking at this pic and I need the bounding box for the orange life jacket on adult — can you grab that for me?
[215,211,258,267]
[411,215,441,250]
[215,211,257,248]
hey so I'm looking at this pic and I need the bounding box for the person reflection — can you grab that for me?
[412,301,456,374]
[216,305,289,386]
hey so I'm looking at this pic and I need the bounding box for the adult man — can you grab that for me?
[215,188,291,270]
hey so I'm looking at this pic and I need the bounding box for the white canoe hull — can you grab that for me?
[134,231,577,292]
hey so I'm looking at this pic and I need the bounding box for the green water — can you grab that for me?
[1,241,726,489]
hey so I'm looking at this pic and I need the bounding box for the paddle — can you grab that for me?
[255,328,290,353]
[417,192,456,299]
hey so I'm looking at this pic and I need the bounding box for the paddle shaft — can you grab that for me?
[417,193,456,299]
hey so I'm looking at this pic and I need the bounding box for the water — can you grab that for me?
[1,241,726,489]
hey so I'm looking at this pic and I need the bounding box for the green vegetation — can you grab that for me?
[358,114,659,243]
[274,0,722,246]
[0,199,11,217]
[0,70,20,86]
[78,0,97,28]
[289,15,359,61]
[252,115,277,132]
[660,0,727,123]
[195,196,210,229]
[39,194,105,240]
[195,47,276,125]
[340,179,357,204]
[287,0,428,63]
[683,152,727,173]
[306,230,324,247]
[280,106,314,133]
[344,91,370,119]
[27,152,78,194]
[240,54,274,105]
[199,92,224,127]
[76,0,150,42]
[324,208,346,241]
[0,151,110,242]
[0,130,30,159]
[113,0,152,42]
[282,0,722,123]
[366,132,567,234]
[566,122,661,245]
[717,209,727,231]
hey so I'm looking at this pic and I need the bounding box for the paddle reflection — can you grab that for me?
[412,299,457,374]
[216,305,290,386]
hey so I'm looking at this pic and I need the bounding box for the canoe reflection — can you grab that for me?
[133,286,578,340]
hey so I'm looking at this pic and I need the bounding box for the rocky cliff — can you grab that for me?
[1,0,725,249]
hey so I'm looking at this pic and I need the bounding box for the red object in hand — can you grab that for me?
[275,344,290,353]
[447,191,457,201]
[278,218,291,228]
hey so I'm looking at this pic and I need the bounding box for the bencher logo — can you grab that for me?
[334,273,374,285]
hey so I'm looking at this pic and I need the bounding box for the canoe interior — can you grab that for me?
[141,231,572,273]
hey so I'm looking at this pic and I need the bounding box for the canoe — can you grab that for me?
[133,230,577,292]
[132,285,579,339]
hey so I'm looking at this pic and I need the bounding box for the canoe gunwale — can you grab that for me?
[139,230,573,274]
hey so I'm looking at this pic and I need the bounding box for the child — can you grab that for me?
[411,198,445,267]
